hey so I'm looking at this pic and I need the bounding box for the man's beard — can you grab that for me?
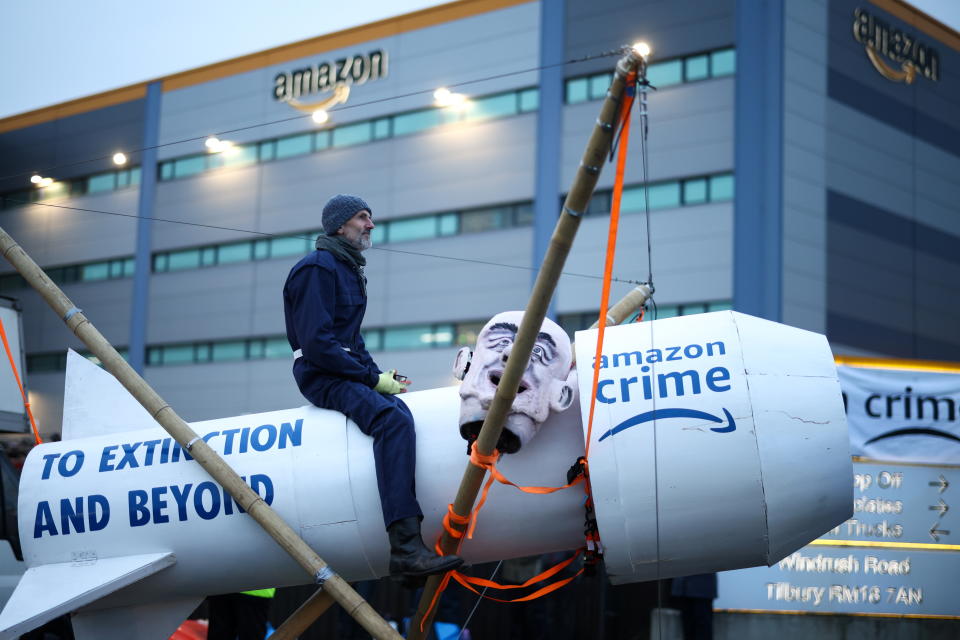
[346,232,372,251]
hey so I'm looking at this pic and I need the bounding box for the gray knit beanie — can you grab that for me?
[322,194,371,235]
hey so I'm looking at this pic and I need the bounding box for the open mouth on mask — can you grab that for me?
[459,419,522,454]
[489,372,528,394]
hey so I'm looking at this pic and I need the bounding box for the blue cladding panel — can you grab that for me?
[733,0,784,321]
[533,0,564,317]
[827,190,960,359]
[129,81,162,374]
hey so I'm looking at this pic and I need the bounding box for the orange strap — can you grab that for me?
[421,570,455,632]
[456,548,582,591]
[441,503,470,540]
[451,550,585,603]
[452,569,584,604]
[584,74,635,460]
[423,549,584,629]
[0,317,41,444]
[466,443,583,539]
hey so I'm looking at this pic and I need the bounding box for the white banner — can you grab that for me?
[839,360,960,463]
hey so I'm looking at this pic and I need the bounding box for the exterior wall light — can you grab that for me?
[113,152,128,166]
[433,87,468,109]
[311,109,329,124]
[204,137,234,154]
[632,41,652,58]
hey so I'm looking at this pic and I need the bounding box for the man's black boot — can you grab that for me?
[387,517,464,577]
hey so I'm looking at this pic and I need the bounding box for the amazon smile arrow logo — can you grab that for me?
[597,407,736,442]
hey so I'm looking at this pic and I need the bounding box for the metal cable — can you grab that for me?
[457,560,502,638]
[628,63,664,640]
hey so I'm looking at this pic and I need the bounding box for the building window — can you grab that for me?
[682,178,708,205]
[383,325,434,350]
[387,216,440,243]
[372,118,392,140]
[167,249,201,272]
[438,212,459,236]
[175,155,208,178]
[332,122,373,148]
[212,341,246,362]
[711,49,736,77]
[219,242,252,264]
[519,88,539,112]
[460,206,512,233]
[684,54,710,82]
[276,133,313,159]
[270,235,309,258]
[393,109,444,136]
[566,78,589,103]
[589,73,612,100]
[81,262,110,281]
[265,336,290,358]
[87,172,117,194]
[467,93,518,122]
[216,144,257,168]
[710,174,734,201]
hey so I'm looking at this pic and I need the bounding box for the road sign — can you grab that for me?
[716,459,960,618]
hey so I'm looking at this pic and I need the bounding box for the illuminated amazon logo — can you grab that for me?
[852,8,940,84]
[593,340,736,441]
[272,49,388,116]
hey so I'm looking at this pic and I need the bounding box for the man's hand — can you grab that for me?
[375,369,410,394]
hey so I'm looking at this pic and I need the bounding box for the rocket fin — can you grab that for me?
[0,551,175,640]
[62,349,157,440]
[72,596,203,640]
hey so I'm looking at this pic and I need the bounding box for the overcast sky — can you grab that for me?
[0,0,957,120]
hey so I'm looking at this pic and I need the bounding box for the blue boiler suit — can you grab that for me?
[283,249,422,527]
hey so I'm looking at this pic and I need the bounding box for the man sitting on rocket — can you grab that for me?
[283,194,463,578]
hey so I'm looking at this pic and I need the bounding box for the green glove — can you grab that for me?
[375,370,406,394]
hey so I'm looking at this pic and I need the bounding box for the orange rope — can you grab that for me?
[451,549,585,603]
[584,73,635,460]
[0,317,41,444]
[441,503,470,539]
[466,442,583,539]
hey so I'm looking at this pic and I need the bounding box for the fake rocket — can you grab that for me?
[0,311,852,640]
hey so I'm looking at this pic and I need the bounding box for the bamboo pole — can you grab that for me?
[0,231,402,640]
[269,590,335,640]
[407,47,646,639]
[587,284,652,330]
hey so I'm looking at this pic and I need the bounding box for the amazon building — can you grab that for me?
[0,0,958,633]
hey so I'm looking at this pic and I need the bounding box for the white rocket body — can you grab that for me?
[0,311,852,639]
